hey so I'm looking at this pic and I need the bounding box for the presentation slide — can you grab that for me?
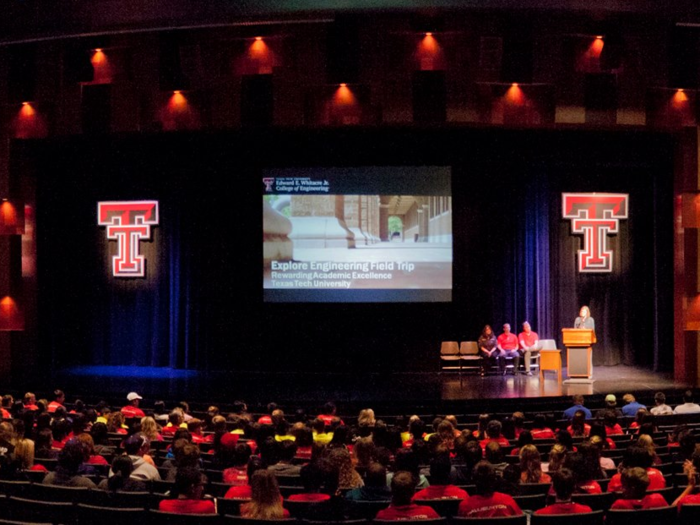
[263,167,452,302]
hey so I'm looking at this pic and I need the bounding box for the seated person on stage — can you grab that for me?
[413,452,468,501]
[458,461,522,518]
[517,322,540,376]
[375,471,440,520]
[673,451,700,508]
[159,466,216,514]
[534,468,593,515]
[478,325,499,377]
[607,446,666,493]
[497,323,520,376]
[610,467,668,510]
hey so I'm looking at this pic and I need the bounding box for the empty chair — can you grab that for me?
[440,341,461,372]
[76,503,146,525]
[531,509,604,525]
[459,341,483,374]
[605,506,677,525]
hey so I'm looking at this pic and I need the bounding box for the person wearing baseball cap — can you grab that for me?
[121,392,146,419]
[595,394,623,418]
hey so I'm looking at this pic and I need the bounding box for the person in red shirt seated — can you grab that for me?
[121,392,146,419]
[221,440,251,486]
[76,433,109,466]
[479,420,510,452]
[510,429,533,457]
[602,410,624,436]
[257,403,279,425]
[567,443,604,493]
[531,414,556,440]
[47,389,65,413]
[225,456,266,500]
[610,467,668,509]
[318,402,345,427]
[535,468,593,515]
[673,452,700,507]
[23,392,39,412]
[159,466,216,514]
[497,323,520,375]
[607,446,666,492]
[517,321,540,376]
[458,461,523,517]
[240,469,290,519]
[1,395,13,419]
[375,471,440,520]
[413,451,468,501]
[162,410,186,435]
[567,410,590,438]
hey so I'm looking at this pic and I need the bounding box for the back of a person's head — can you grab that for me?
[108,455,134,491]
[58,438,88,474]
[472,461,498,496]
[176,442,201,468]
[603,410,617,427]
[429,452,452,485]
[391,471,416,505]
[322,402,336,415]
[572,395,584,405]
[485,441,503,464]
[486,420,502,438]
[517,430,533,447]
[174,466,204,499]
[393,448,419,476]
[519,444,539,466]
[556,429,574,450]
[511,412,525,427]
[654,392,666,405]
[533,414,547,429]
[552,468,576,501]
[623,394,635,404]
[365,462,387,488]
[123,433,148,456]
[250,469,282,505]
[277,438,298,462]
[232,443,252,467]
[621,467,649,499]
[623,446,653,470]
[684,390,695,404]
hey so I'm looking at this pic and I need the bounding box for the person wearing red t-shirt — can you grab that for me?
[497,324,520,375]
[603,411,624,436]
[673,453,700,508]
[317,402,345,427]
[610,467,668,510]
[23,392,39,412]
[531,414,556,440]
[376,471,440,520]
[517,322,540,376]
[47,389,65,413]
[535,468,593,515]
[607,446,666,493]
[159,466,216,514]
[121,392,146,419]
[413,452,468,501]
[458,461,522,518]
[479,420,511,452]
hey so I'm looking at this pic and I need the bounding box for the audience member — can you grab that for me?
[98,455,148,492]
[650,392,673,416]
[563,395,592,420]
[121,392,146,419]
[519,444,551,483]
[375,471,440,520]
[607,446,666,492]
[610,467,668,509]
[43,438,96,488]
[240,469,290,519]
[457,461,522,517]
[674,390,700,414]
[621,394,646,417]
[534,468,593,515]
[159,466,215,514]
[345,462,391,502]
[413,452,468,500]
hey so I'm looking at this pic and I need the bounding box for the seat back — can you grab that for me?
[76,503,146,525]
[440,341,460,356]
[540,339,557,350]
[6,496,76,525]
[512,493,546,511]
[0,479,29,497]
[417,498,463,517]
[452,516,527,524]
[571,491,615,511]
[606,506,676,525]
[25,483,92,503]
[531,509,604,525]
[518,483,551,495]
[222,517,297,525]
[679,503,700,525]
[351,499,390,519]
[459,341,479,356]
[217,497,250,516]
[148,509,223,525]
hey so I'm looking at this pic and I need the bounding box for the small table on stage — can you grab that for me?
[562,328,596,384]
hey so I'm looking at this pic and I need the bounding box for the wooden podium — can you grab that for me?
[562,328,596,384]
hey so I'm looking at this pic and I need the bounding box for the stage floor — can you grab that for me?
[50,364,684,413]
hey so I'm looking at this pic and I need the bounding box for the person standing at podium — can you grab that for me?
[574,305,595,330]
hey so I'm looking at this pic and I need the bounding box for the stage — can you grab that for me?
[48,364,685,415]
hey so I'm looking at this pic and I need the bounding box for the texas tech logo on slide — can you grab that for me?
[562,193,629,273]
[97,201,159,277]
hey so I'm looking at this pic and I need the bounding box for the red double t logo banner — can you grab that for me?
[562,193,629,273]
[97,201,159,277]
